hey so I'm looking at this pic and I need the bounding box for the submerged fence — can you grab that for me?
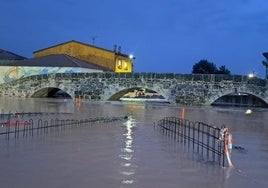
[156,117,226,167]
[0,114,128,140]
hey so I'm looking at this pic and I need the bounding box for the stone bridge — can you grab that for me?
[0,72,267,106]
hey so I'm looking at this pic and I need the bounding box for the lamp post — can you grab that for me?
[262,60,268,79]
[129,54,135,72]
[262,52,268,79]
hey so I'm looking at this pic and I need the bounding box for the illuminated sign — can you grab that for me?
[115,59,132,73]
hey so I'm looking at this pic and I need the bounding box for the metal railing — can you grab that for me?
[0,114,128,140]
[156,117,226,167]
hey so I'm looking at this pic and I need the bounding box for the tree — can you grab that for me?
[192,59,218,74]
[217,65,230,74]
[192,59,231,74]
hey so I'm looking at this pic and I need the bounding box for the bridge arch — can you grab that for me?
[107,86,168,101]
[31,87,72,98]
[209,89,268,107]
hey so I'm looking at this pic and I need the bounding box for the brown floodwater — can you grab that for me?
[0,97,267,188]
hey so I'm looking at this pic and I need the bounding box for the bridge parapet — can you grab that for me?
[0,73,267,106]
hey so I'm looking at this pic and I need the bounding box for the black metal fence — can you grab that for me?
[156,117,226,167]
[0,113,128,140]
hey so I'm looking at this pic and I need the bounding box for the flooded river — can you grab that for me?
[0,97,267,188]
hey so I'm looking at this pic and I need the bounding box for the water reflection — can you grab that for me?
[0,98,268,188]
[245,109,253,115]
[119,116,137,185]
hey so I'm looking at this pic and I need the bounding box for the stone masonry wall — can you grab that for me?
[0,72,267,106]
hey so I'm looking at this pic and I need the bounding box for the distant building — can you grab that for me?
[0,53,108,84]
[33,40,134,73]
[0,40,134,84]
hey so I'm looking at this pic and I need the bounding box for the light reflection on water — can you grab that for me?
[0,98,267,188]
[120,116,136,185]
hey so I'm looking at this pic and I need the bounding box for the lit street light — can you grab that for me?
[248,73,254,78]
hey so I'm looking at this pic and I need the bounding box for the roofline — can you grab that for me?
[62,54,113,71]
[0,54,113,71]
[33,40,130,57]
[0,49,28,60]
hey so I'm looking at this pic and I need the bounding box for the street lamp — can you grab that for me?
[128,54,135,72]
[248,73,254,78]
[129,54,135,60]
[262,52,268,79]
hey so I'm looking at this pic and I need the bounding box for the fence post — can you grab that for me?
[5,113,11,140]
[29,119,34,137]
[14,121,20,139]
[207,125,210,160]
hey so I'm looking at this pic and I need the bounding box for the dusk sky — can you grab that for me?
[1,0,268,78]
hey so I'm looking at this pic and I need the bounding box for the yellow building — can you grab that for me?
[33,40,134,73]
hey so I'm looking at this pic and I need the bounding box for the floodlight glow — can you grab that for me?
[248,73,254,78]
